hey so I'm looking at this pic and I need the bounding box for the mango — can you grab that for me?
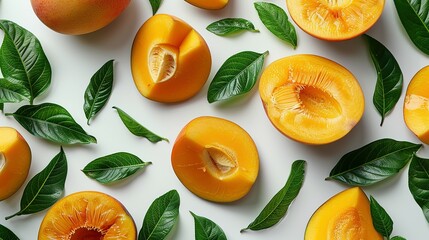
[185,0,229,10]
[31,0,131,35]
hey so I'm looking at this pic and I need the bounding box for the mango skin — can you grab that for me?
[185,0,229,10]
[31,0,131,35]
[0,127,32,201]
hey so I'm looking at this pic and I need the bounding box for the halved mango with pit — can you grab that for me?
[305,187,383,240]
[171,116,259,202]
[185,0,229,10]
[286,0,385,41]
[259,54,364,145]
[404,66,429,144]
[131,14,212,103]
[0,127,31,201]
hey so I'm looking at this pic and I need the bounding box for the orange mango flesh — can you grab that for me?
[131,14,212,103]
[38,191,136,240]
[305,187,383,240]
[0,127,31,201]
[185,0,229,10]
[171,116,259,202]
[404,66,429,144]
[259,54,364,145]
[286,0,385,41]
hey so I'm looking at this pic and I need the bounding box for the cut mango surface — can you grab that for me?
[185,0,229,10]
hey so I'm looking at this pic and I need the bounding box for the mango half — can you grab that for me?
[131,14,212,103]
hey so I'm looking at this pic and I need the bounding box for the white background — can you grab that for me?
[1,0,428,239]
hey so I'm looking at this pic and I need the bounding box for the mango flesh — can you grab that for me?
[0,127,31,201]
[404,66,429,144]
[185,0,229,10]
[31,0,131,35]
[286,0,385,41]
[305,187,383,240]
[38,191,136,240]
[259,54,364,145]
[171,116,259,202]
[131,14,212,103]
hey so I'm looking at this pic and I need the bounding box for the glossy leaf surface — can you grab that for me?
[207,18,259,36]
[370,196,393,238]
[0,224,19,240]
[191,212,227,240]
[409,154,429,223]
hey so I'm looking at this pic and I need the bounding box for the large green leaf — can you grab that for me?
[241,160,306,232]
[363,34,403,126]
[370,196,393,238]
[0,20,51,104]
[5,148,67,220]
[409,154,429,222]
[207,51,268,103]
[191,212,227,240]
[0,224,19,240]
[327,139,421,186]
[393,0,429,55]
[206,18,259,36]
[83,60,114,125]
[6,102,96,144]
[139,190,180,240]
[82,152,151,184]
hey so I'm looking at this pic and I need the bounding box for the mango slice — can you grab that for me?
[185,0,229,10]
[259,54,364,145]
[0,127,31,201]
[404,66,429,144]
[38,191,136,239]
[305,187,383,240]
[171,116,259,202]
[131,14,212,103]
[286,0,385,41]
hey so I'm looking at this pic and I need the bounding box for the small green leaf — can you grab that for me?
[5,147,67,220]
[409,154,429,223]
[241,160,306,232]
[139,190,180,240]
[0,20,51,104]
[191,211,227,240]
[254,2,297,48]
[393,0,429,55]
[363,34,403,126]
[206,18,259,36]
[0,224,20,240]
[149,0,162,15]
[370,196,393,238]
[6,103,97,144]
[327,139,421,186]
[207,51,268,103]
[84,60,114,125]
[391,236,407,240]
[113,106,168,143]
[82,152,151,184]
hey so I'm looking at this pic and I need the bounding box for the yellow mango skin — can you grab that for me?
[259,54,364,145]
[305,187,383,240]
[0,127,31,200]
[404,66,429,144]
[131,14,212,103]
[185,0,229,10]
[31,0,130,35]
[171,116,259,202]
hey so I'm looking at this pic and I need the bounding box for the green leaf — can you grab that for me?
[0,78,30,103]
[327,139,421,186]
[6,102,97,144]
[207,51,268,103]
[5,147,67,220]
[83,60,114,125]
[139,190,180,240]
[82,152,151,184]
[0,20,51,104]
[391,236,406,240]
[370,196,393,238]
[113,106,168,143]
[241,160,306,232]
[0,224,19,240]
[393,0,429,55]
[149,0,162,15]
[190,211,227,240]
[363,34,403,126]
[409,154,429,223]
[0,103,3,112]
[254,2,297,48]
[206,18,259,36]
